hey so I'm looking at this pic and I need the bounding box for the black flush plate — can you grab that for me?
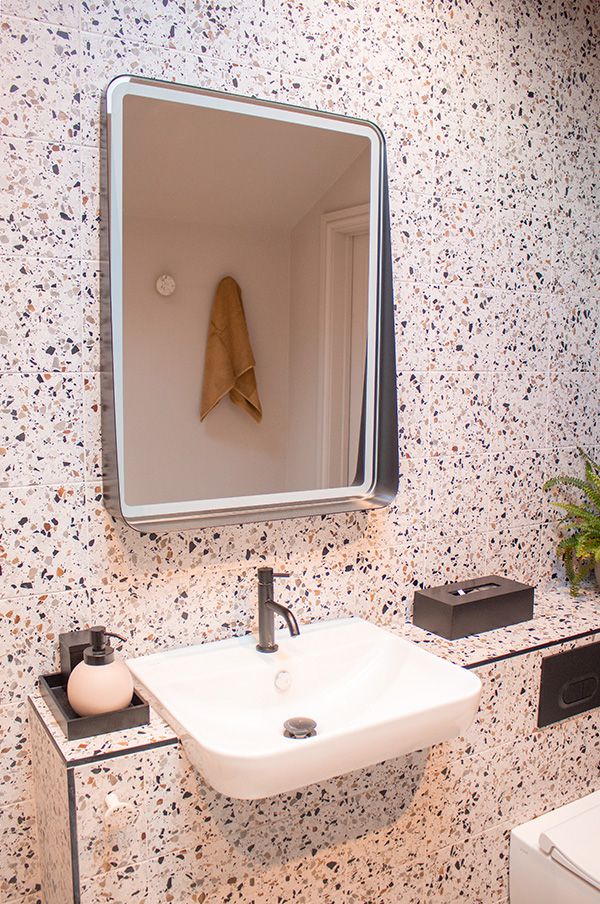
[538,641,600,728]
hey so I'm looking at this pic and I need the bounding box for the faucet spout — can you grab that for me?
[256,567,301,653]
[265,600,300,637]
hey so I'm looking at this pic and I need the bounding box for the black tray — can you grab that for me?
[39,672,150,741]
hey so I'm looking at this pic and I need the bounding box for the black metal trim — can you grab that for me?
[464,626,600,670]
[67,767,81,904]
[63,735,178,769]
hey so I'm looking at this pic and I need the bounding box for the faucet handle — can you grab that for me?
[273,572,290,579]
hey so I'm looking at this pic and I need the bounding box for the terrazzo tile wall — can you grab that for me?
[0,0,598,901]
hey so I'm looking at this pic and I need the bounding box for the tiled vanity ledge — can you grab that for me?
[28,579,600,904]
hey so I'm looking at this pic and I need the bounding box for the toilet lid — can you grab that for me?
[539,801,600,892]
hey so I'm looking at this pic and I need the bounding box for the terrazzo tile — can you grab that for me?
[83,372,101,480]
[361,0,437,95]
[0,799,41,902]
[379,87,435,197]
[29,700,73,904]
[2,0,79,26]
[428,286,495,371]
[0,18,79,143]
[425,531,489,587]
[280,0,363,83]
[263,554,359,627]
[0,485,87,601]
[86,485,188,597]
[490,288,551,372]
[490,371,548,451]
[394,283,430,372]
[30,692,176,764]
[255,852,351,904]
[90,579,235,657]
[432,197,496,286]
[508,729,566,823]
[559,711,600,800]
[496,46,555,203]
[431,38,498,198]
[81,260,102,372]
[187,56,279,100]
[0,373,84,486]
[487,523,542,585]
[355,543,425,624]
[277,73,365,121]
[427,453,489,540]
[80,34,188,146]
[281,509,368,567]
[0,138,80,258]
[550,292,599,372]
[488,450,545,528]
[554,65,599,213]
[143,745,208,858]
[0,256,82,373]
[0,703,31,807]
[366,455,430,541]
[434,651,541,761]
[554,202,599,293]
[0,590,91,703]
[430,372,492,455]
[496,198,553,290]
[145,849,218,904]
[547,371,600,449]
[436,0,499,59]
[184,517,291,571]
[397,371,429,457]
[555,0,599,65]
[80,862,149,904]
[189,0,278,70]
[344,849,424,904]
[424,824,510,902]
[74,754,146,879]
[80,146,101,262]
[389,189,432,284]
[82,0,187,49]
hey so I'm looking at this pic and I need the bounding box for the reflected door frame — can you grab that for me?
[319,203,370,487]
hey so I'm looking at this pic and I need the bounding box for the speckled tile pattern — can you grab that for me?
[0,704,32,807]
[0,257,82,373]
[0,798,42,902]
[0,18,80,143]
[29,693,176,765]
[28,700,73,904]
[2,0,600,901]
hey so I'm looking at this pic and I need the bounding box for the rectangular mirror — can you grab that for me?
[102,76,397,531]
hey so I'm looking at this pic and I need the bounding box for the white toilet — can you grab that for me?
[510,790,600,903]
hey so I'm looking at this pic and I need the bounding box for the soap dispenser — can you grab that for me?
[67,626,134,717]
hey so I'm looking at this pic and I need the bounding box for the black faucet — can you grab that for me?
[256,567,300,653]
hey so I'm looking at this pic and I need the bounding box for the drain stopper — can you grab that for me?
[283,717,317,739]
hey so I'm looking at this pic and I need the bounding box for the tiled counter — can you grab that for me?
[29,581,600,904]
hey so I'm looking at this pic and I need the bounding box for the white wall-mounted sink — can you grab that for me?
[128,618,481,799]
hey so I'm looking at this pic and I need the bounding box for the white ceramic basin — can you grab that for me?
[128,617,481,799]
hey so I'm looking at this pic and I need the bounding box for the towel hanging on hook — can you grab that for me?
[200,276,262,423]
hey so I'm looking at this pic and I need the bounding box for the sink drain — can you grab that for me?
[283,717,317,739]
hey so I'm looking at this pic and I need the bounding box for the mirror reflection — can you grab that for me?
[121,93,373,506]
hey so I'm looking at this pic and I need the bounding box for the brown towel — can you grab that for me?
[200,276,262,423]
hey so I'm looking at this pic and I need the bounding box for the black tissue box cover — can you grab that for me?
[413,574,534,640]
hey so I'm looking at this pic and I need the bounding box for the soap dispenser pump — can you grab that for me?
[67,626,134,717]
